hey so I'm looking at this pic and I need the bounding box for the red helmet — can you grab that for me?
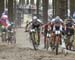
[1,15,8,19]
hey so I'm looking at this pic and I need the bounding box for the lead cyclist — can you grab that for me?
[51,16,65,49]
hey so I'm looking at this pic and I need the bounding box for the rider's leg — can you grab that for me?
[66,36,70,50]
[44,30,47,48]
[69,35,74,50]
[50,32,55,49]
[59,34,61,44]
[37,28,40,45]
[25,24,28,32]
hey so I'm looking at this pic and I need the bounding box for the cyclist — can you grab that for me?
[0,15,10,28]
[50,16,64,49]
[7,22,16,44]
[51,16,64,33]
[8,22,15,31]
[65,17,74,50]
[27,16,43,45]
[42,21,51,48]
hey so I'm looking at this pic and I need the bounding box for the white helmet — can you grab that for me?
[4,8,8,12]
[55,16,60,19]
[55,16,63,23]
[32,16,37,20]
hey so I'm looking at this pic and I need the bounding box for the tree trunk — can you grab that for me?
[53,0,60,17]
[56,0,60,16]
[6,0,8,8]
[42,0,48,23]
[36,0,40,18]
[8,0,14,21]
[53,0,67,19]
[13,0,16,21]
[26,0,29,5]
[0,0,4,17]
[19,0,22,5]
[53,0,56,17]
[59,0,67,19]
[70,0,75,16]
[30,0,34,4]
[23,0,25,5]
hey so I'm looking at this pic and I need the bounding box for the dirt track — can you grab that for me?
[0,28,75,60]
[0,45,75,60]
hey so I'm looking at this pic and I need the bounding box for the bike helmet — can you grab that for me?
[1,15,8,19]
[55,19,60,23]
[32,16,37,20]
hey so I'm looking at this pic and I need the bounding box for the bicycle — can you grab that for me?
[1,28,7,42]
[45,29,51,50]
[30,28,40,50]
[54,30,61,55]
[65,33,74,50]
[7,29,16,44]
[50,31,55,51]
[1,31,7,42]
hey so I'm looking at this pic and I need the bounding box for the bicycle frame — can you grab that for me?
[30,28,40,50]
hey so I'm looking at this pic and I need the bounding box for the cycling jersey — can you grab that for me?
[53,24,63,31]
[32,19,41,29]
[66,22,74,36]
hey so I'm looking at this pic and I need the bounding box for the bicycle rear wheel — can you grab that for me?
[35,31,40,45]
[1,32,6,42]
[55,44,59,55]
[55,35,60,55]
[45,37,50,50]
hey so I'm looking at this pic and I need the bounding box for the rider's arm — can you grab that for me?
[37,19,43,25]
[25,21,32,30]
[68,25,74,30]
[63,24,66,31]
[71,25,74,29]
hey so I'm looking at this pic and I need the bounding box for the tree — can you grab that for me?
[42,0,48,23]
[6,0,8,8]
[70,0,75,16]
[36,0,40,18]
[0,0,4,17]
[30,0,34,4]
[59,0,67,19]
[19,0,25,5]
[53,0,60,17]
[22,0,25,5]
[19,0,22,4]
[13,0,17,21]
[53,0,56,17]
[26,0,29,5]
[53,0,67,19]
[8,0,14,21]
